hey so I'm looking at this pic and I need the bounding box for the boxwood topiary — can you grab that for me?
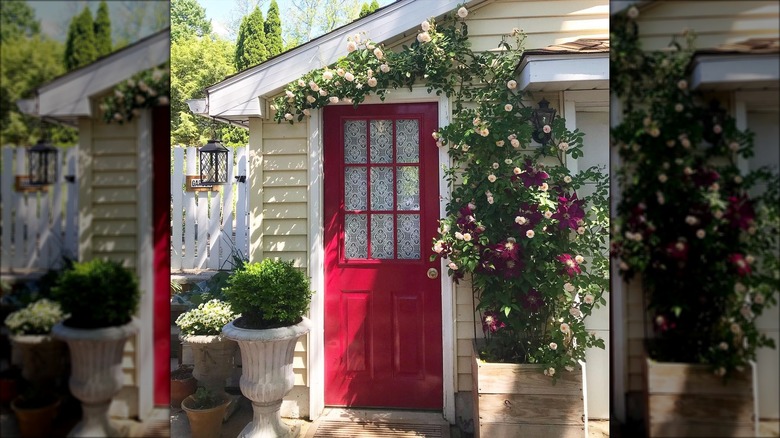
[52,259,139,329]
[223,259,311,329]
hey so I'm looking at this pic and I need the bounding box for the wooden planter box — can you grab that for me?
[644,358,757,437]
[471,341,587,438]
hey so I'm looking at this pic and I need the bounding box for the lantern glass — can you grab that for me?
[28,140,57,185]
[199,139,228,184]
[531,98,557,145]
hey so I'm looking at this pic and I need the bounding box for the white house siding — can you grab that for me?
[619,1,780,422]
[250,117,310,417]
[632,1,779,51]
[77,111,140,418]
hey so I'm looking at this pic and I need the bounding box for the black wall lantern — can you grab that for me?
[531,98,557,146]
[199,138,228,184]
[702,99,726,146]
[28,138,58,185]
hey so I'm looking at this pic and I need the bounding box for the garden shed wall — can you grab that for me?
[207,0,609,423]
[76,109,141,418]
[617,0,780,422]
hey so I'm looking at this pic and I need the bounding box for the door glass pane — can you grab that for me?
[344,214,368,259]
[370,120,393,163]
[397,214,420,259]
[345,120,367,164]
[370,166,394,210]
[345,167,367,210]
[396,119,419,163]
[396,166,419,210]
[371,214,394,259]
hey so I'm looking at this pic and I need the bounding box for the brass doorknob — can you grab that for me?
[427,268,439,279]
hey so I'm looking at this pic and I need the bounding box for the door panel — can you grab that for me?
[324,103,442,409]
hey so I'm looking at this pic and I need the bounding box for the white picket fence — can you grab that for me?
[170,146,249,271]
[1,145,78,273]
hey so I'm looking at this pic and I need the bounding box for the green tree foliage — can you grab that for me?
[93,0,112,57]
[264,0,283,57]
[285,0,361,48]
[171,0,212,42]
[1,30,76,146]
[64,6,97,70]
[114,1,170,49]
[358,0,379,18]
[171,33,243,146]
[235,6,268,71]
[0,0,40,42]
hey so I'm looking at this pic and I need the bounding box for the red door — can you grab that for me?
[324,103,443,409]
[152,105,171,405]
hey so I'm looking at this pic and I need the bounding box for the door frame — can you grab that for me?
[307,90,454,421]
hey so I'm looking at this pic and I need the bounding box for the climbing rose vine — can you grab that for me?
[273,4,609,378]
[611,6,779,378]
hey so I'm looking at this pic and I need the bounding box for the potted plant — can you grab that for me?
[408,10,609,438]
[50,259,140,437]
[611,7,779,437]
[175,298,239,418]
[181,387,230,438]
[10,385,62,438]
[222,258,313,438]
[4,298,68,386]
[170,364,197,409]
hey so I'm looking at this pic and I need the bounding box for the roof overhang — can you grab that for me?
[17,29,170,126]
[516,52,609,91]
[198,0,487,124]
[690,53,780,91]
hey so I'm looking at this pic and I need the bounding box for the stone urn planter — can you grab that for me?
[10,334,68,385]
[3,298,68,387]
[50,259,142,438]
[52,318,138,437]
[221,259,314,438]
[180,333,240,419]
[223,317,311,438]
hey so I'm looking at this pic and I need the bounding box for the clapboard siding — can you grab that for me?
[261,119,309,387]
[635,1,779,51]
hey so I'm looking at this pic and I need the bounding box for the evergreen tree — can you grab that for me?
[264,0,283,57]
[64,6,97,70]
[234,6,268,71]
[358,0,380,18]
[93,0,112,57]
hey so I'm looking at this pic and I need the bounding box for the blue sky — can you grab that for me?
[197,0,394,41]
[28,1,168,43]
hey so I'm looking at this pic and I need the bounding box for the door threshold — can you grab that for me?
[318,407,450,425]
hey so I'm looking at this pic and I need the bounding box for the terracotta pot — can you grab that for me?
[11,395,61,438]
[0,376,19,405]
[171,372,198,408]
[223,317,311,438]
[181,394,230,438]
[52,317,138,437]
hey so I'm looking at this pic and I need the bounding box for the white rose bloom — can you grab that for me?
[515,216,526,225]
[373,48,384,59]
[285,90,294,98]
[455,232,464,240]
[284,113,293,120]
[549,342,558,350]
[306,95,316,103]
[368,77,378,87]
[544,211,553,219]
[504,104,513,112]
[457,7,468,18]
[463,233,472,242]
[511,138,520,148]
[329,96,339,104]
[448,262,458,270]
[584,294,594,305]
[347,41,357,52]
[417,32,431,43]
[298,79,306,87]
[563,283,575,292]
[345,72,355,82]
[526,230,535,238]
[309,81,320,91]
[564,176,572,183]
[507,80,517,89]
[488,174,497,183]
[421,21,431,32]
[323,71,334,81]
[577,226,585,235]
[380,64,390,73]
[575,255,584,264]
